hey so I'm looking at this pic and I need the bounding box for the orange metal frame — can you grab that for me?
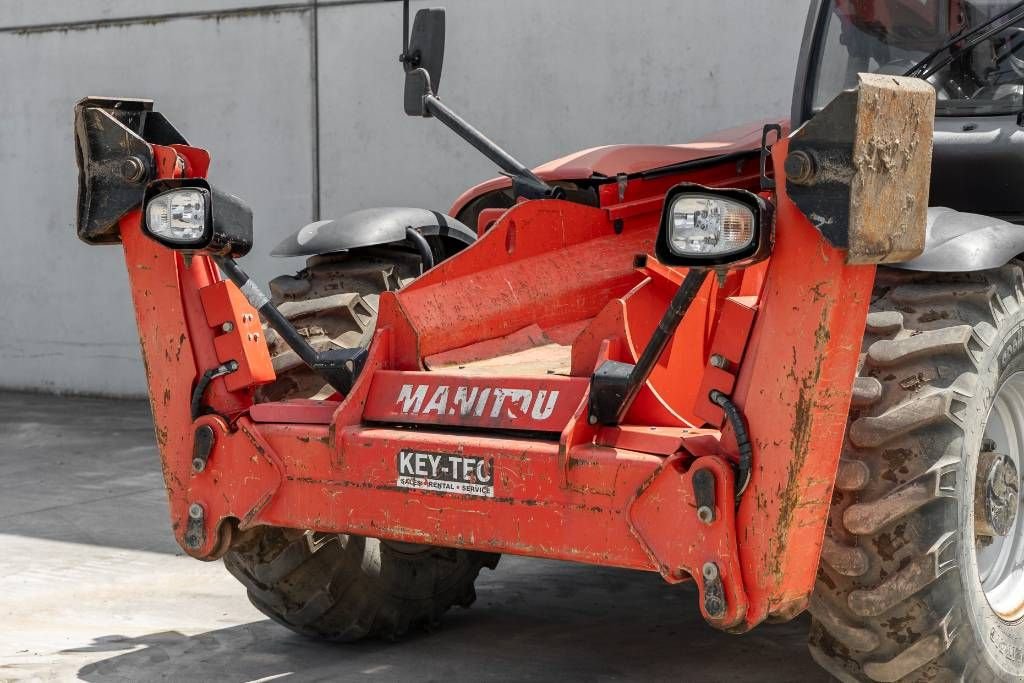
[120,138,873,632]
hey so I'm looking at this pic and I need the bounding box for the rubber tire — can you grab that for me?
[809,264,1024,682]
[225,528,499,641]
[255,247,421,402]
[228,247,499,641]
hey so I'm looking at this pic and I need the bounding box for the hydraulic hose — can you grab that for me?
[405,227,435,271]
[217,257,317,367]
[710,389,752,503]
[215,256,366,394]
[191,361,238,420]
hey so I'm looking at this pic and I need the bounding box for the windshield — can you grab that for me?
[811,0,1024,116]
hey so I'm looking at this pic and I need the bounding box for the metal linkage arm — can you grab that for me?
[216,257,366,395]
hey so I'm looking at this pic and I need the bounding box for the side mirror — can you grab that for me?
[402,7,446,117]
[142,179,254,257]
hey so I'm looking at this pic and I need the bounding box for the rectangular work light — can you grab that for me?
[655,184,773,268]
[142,178,254,258]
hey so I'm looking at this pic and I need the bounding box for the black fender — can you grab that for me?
[891,207,1024,273]
[271,207,477,258]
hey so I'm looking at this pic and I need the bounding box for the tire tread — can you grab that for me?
[810,264,1024,682]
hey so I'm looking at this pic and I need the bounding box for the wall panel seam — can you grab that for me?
[0,0,398,35]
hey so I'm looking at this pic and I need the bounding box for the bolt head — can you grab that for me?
[697,505,715,525]
[704,594,725,618]
[121,156,148,183]
[188,503,204,520]
[709,354,727,369]
[784,150,816,185]
[221,322,234,333]
[588,414,598,425]
[702,562,720,582]
[192,457,206,473]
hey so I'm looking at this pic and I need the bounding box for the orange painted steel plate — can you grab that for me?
[199,280,275,392]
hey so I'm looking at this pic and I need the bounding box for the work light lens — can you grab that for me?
[146,189,208,244]
[667,194,755,257]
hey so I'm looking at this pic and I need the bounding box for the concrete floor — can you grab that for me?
[0,391,826,682]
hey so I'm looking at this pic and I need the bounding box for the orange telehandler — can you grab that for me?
[72,1,1024,680]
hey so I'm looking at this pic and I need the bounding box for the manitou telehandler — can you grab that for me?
[71,0,1024,679]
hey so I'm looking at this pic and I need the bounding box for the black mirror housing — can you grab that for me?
[142,178,254,258]
[405,8,445,89]
[402,6,445,116]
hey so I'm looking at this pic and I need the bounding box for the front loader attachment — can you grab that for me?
[73,73,933,634]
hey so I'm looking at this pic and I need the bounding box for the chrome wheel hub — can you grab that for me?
[979,372,1024,621]
[976,449,1019,539]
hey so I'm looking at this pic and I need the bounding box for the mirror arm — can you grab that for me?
[422,94,562,201]
[399,0,420,68]
[402,0,410,57]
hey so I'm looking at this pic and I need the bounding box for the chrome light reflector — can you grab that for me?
[145,188,208,244]
[667,194,755,258]
[655,184,773,268]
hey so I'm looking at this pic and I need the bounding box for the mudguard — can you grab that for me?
[892,207,1024,273]
[271,207,476,257]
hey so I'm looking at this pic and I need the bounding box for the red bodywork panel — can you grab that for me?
[118,130,872,633]
[449,119,784,217]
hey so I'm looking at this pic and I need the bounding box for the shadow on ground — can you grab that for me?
[0,391,825,682]
[70,561,825,683]
[0,391,176,554]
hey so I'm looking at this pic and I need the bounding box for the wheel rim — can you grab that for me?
[979,371,1024,621]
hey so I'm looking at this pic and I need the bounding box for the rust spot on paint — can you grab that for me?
[567,456,600,470]
[769,304,832,582]
[809,281,827,302]
[240,425,266,457]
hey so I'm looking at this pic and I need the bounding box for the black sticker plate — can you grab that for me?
[396,449,495,498]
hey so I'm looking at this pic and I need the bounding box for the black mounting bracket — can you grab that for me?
[759,124,783,191]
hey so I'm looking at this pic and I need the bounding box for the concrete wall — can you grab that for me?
[0,1,808,396]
